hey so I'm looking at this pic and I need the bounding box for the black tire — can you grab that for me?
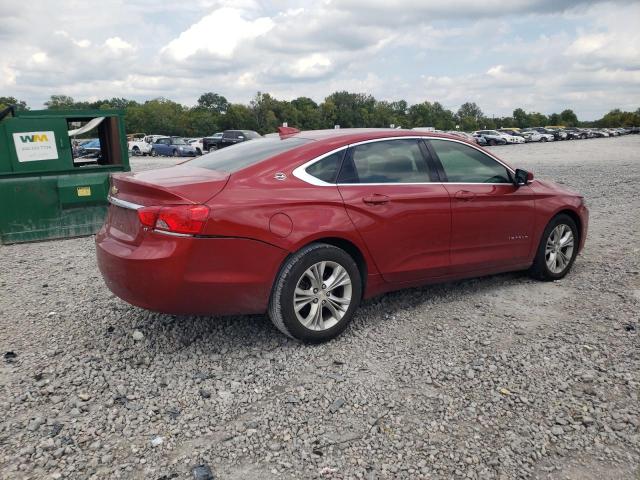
[196,148,202,156]
[529,214,579,281]
[173,149,179,157]
[132,146,141,156]
[489,139,497,146]
[150,148,157,157]
[269,243,362,343]
[540,137,547,142]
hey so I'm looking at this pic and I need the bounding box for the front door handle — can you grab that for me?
[363,194,390,205]
[454,190,476,201]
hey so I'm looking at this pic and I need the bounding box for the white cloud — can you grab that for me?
[0,0,637,119]
[105,37,135,53]
[161,7,274,60]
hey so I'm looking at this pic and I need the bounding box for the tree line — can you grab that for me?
[1,93,638,136]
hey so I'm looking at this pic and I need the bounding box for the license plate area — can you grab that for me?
[108,205,140,243]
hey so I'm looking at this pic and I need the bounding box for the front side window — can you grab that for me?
[338,139,430,184]
[429,139,512,183]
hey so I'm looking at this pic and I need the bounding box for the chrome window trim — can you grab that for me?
[108,195,144,210]
[291,136,514,187]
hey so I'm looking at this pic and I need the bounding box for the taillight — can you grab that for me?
[137,205,210,235]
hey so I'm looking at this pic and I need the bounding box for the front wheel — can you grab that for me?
[540,137,547,142]
[150,148,157,157]
[269,243,362,342]
[529,214,579,281]
[489,139,497,146]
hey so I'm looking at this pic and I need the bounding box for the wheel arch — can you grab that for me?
[554,208,582,244]
[275,236,370,298]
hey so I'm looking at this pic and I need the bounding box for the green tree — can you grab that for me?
[512,108,529,128]
[548,113,561,126]
[323,91,376,128]
[559,109,578,127]
[456,102,484,131]
[291,97,322,130]
[0,96,28,110]
[44,95,78,109]
[197,92,229,113]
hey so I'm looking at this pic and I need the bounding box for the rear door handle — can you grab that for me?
[363,194,390,205]
[454,190,476,201]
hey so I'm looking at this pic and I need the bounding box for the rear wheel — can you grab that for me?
[132,146,141,156]
[540,137,547,142]
[150,148,157,157]
[489,139,497,146]
[269,243,362,342]
[173,149,179,157]
[529,214,578,281]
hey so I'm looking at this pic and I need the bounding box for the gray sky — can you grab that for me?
[1,0,638,119]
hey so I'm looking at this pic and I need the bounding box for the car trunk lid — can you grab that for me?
[106,165,229,245]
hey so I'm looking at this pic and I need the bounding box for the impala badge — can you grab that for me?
[274,172,287,181]
[110,185,119,195]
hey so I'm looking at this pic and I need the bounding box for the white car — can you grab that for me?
[127,133,153,156]
[495,131,525,144]
[522,130,554,142]
[186,138,204,155]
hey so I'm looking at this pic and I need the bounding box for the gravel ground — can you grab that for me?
[1,136,639,480]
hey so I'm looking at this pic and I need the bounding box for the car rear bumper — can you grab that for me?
[96,229,288,315]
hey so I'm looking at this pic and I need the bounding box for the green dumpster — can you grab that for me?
[0,107,130,244]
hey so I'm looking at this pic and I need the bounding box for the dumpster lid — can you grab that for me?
[68,117,105,136]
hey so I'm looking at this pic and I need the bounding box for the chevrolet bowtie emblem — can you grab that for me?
[111,185,119,195]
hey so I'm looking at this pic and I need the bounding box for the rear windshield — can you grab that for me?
[188,137,311,172]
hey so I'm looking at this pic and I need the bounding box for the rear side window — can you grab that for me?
[338,139,430,184]
[429,139,511,183]
[305,150,344,183]
[188,137,311,173]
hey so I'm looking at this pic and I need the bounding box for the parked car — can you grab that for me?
[128,133,153,156]
[202,132,223,152]
[474,130,508,146]
[76,139,101,157]
[474,135,488,146]
[521,130,554,142]
[544,128,568,141]
[587,129,608,138]
[498,128,525,138]
[563,128,588,140]
[150,137,197,157]
[97,129,588,342]
[446,131,477,143]
[203,130,261,151]
[186,138,204,155]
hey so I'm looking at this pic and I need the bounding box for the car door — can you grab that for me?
[337,138,451,283]
[220,131,240,149]
[154,138,168,155]
[426,138,535,273]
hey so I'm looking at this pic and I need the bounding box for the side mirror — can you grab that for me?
[514,168,533,186]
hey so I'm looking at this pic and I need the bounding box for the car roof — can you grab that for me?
[286,128,473,146]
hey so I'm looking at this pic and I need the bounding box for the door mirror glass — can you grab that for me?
[514,168,533,186]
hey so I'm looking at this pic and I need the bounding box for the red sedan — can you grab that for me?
[96,129,588,342]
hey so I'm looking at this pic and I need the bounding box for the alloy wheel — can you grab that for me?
[545,224,575,274]
[293,261,352,331]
